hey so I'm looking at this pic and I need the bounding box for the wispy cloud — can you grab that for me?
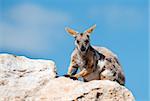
[88,5,147,32]
[1,3,71,55]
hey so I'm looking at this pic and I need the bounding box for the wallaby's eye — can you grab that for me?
[85,40,89,44]
[77,40,79,44]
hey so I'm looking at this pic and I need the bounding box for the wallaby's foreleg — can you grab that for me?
[67,65,78,76]
[74,68,92,79]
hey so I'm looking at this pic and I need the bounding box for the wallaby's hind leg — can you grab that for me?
[100,69,116,81]
[100,69,125,85]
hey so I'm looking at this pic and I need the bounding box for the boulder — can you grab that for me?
[0,54,57,100]
[31,77,135,101]
[0,54,135,101]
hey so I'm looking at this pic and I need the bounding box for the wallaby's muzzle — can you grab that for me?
[81,45,86,52]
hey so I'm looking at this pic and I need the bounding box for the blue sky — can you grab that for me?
[0,0,149,101]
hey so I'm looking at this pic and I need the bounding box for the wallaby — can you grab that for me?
[65,25,125,85]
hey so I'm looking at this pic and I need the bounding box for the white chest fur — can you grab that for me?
[97,60,106,71]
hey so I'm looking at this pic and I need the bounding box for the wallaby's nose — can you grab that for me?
[81,45,86,51]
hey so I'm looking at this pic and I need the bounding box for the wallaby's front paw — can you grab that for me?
[74,74,80,79]
[63,74,78,80]
[63,74,71,77]
[70,76,78,80]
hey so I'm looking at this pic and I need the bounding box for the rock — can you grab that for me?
[0,54,135,101]
[31,77,135,101]
[0,54,57,101]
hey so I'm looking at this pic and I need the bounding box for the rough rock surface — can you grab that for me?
[0,54,57,101]
[0,54,135,101]
[31,77,135,101]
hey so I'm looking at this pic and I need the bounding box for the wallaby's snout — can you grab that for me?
[75,33,90,53]
[81,45,86,52]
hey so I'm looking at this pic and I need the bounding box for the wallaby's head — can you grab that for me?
[65,24,96,53]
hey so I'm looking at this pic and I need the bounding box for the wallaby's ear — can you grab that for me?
[85,24,96,35]
[65,27,78,37]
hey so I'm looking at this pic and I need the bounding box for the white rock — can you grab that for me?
[0,54,57,101]
[0,54,135,101]
[31,77,135,101]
